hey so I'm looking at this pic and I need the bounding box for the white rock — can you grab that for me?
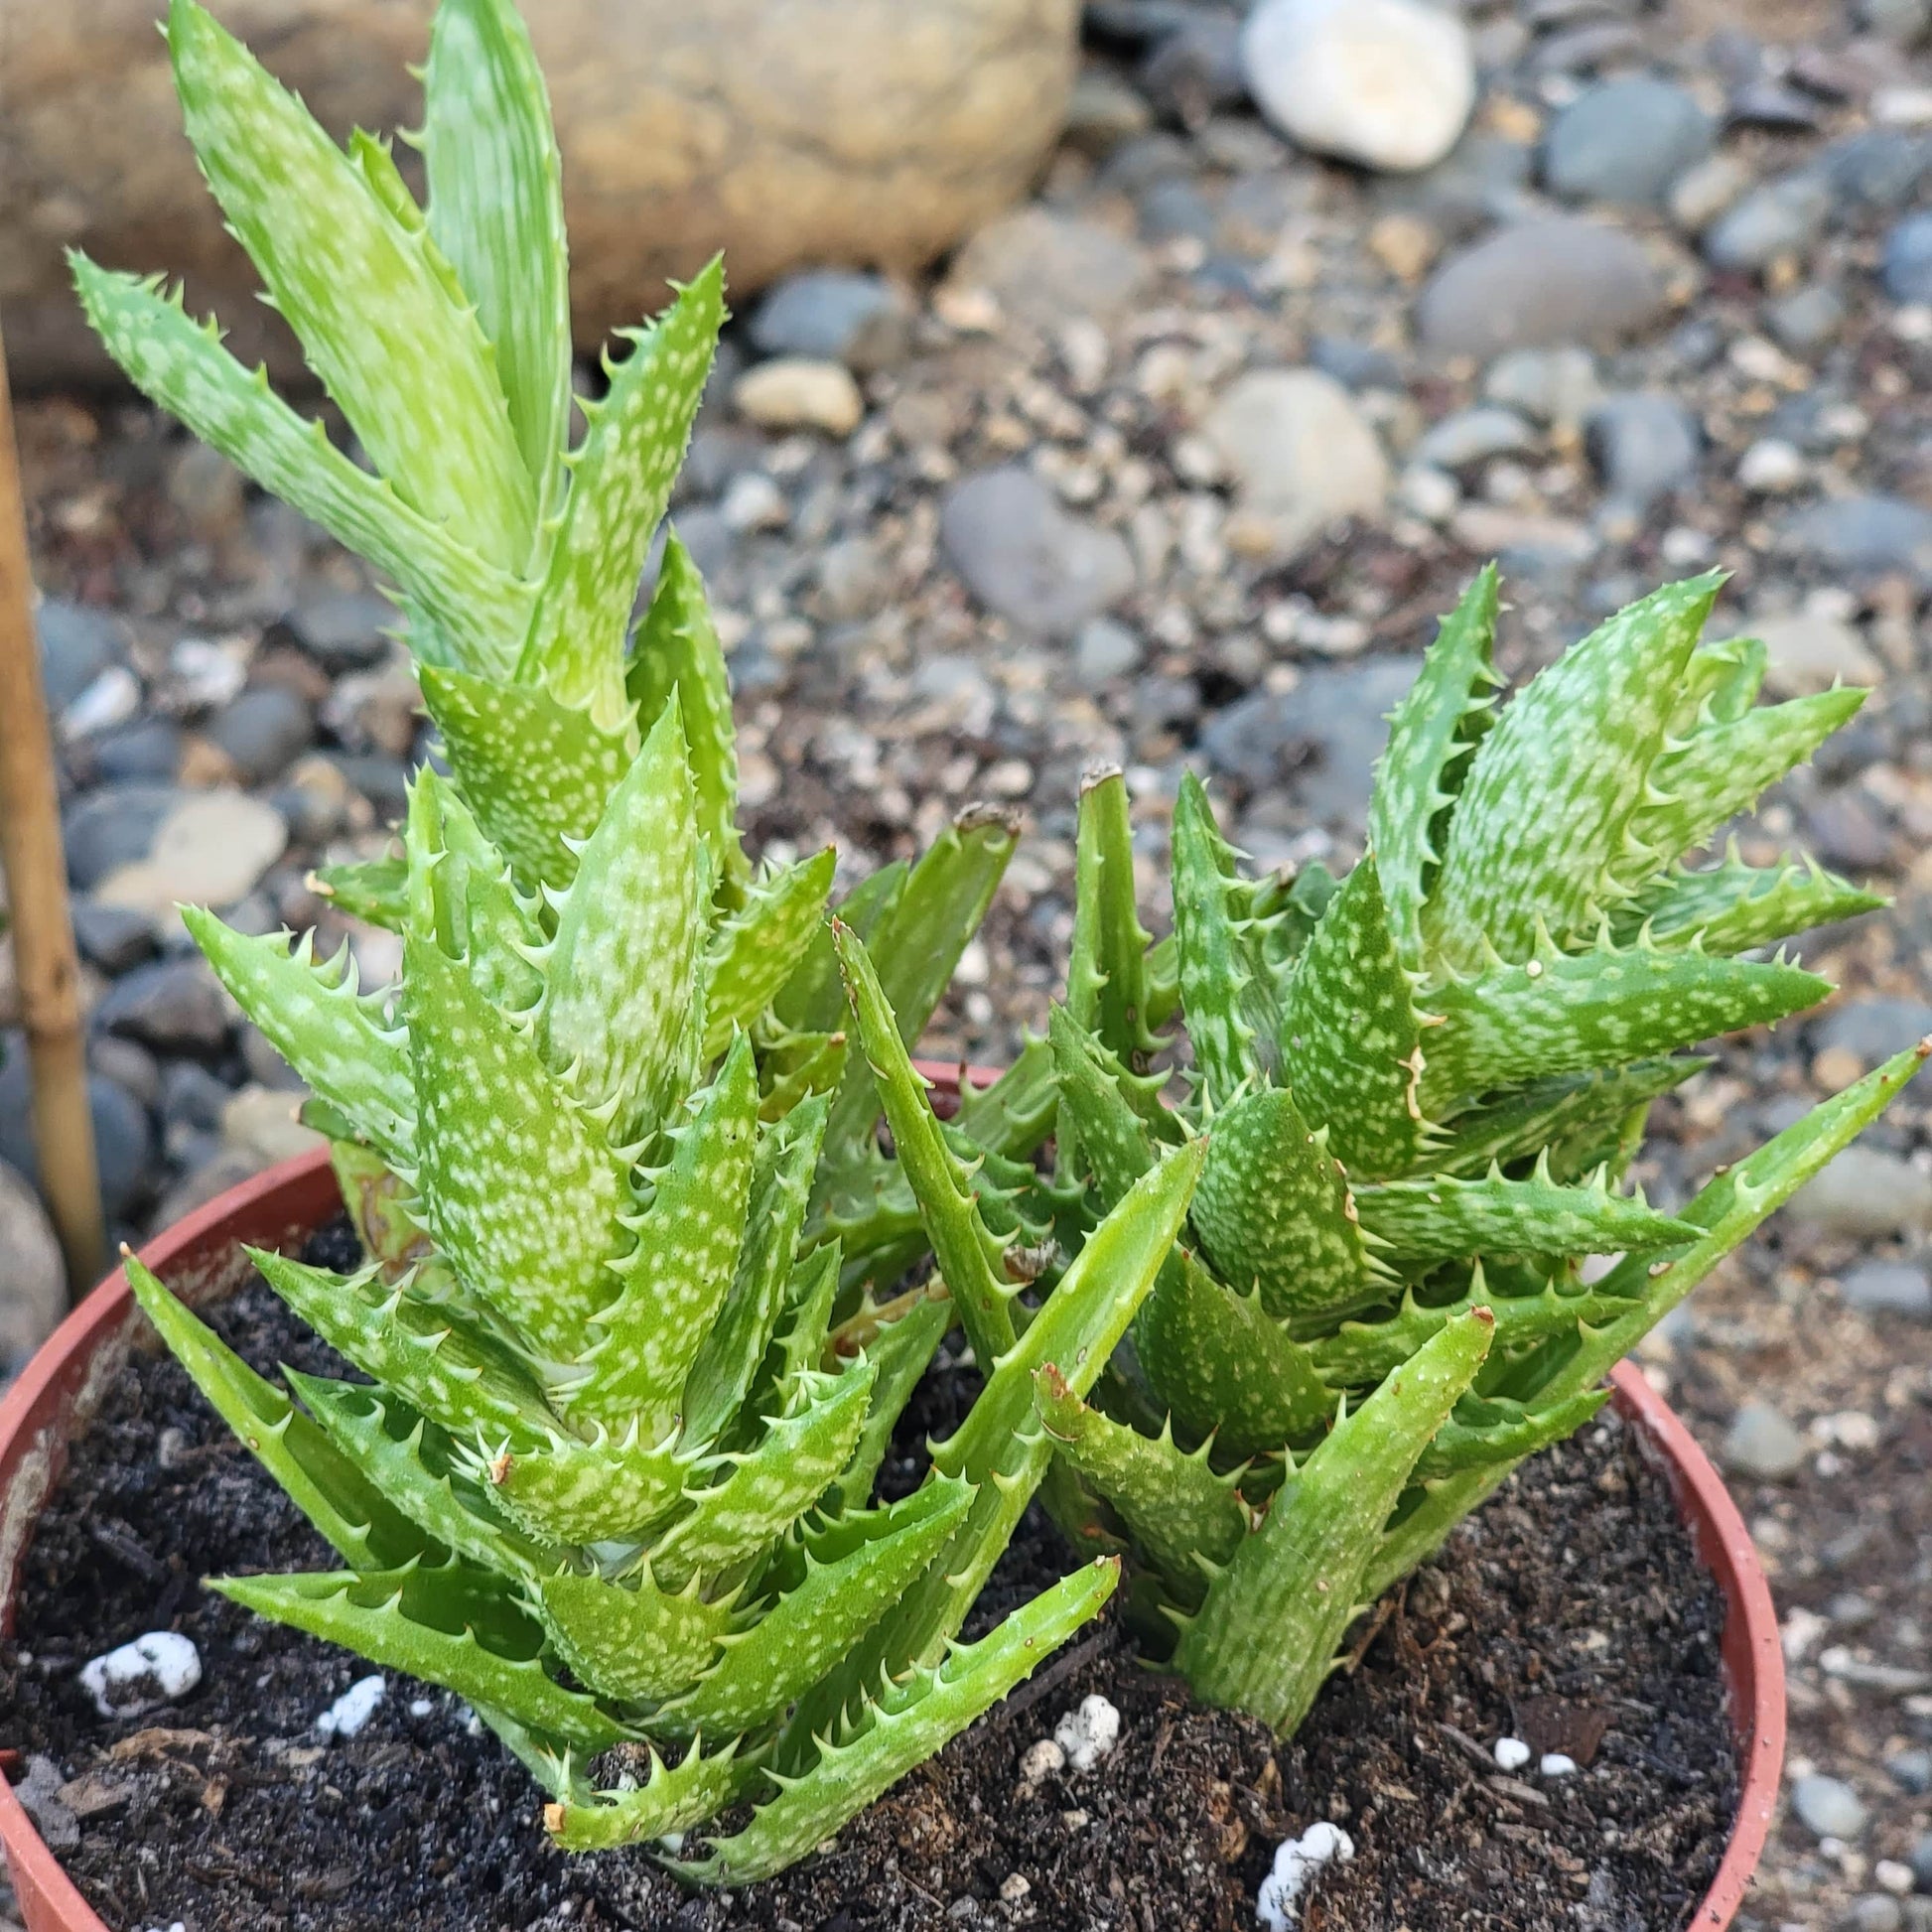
[1737,437,1806,494]
[1540,1752,1579,1777]
[1241,0,1475,174]
[409,1697,435,1718]
[1493,1735,1532,1771]
[80,1631,202,1719]
[61,665,142,740]
[1053,1693,1122,1771]
[317,1673,387,1738]
[1201,368,1389,562]
[92,789,289,917]
[1876,1859,1916,1894]
[734,357,865,437]
[1257,1821,1356,1931]
[1019,1736,1066,1780]
[721,472,790,533]
[1396,464,1459,524]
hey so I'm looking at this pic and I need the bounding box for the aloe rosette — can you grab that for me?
[127,706,1207,1878]
[1014,567,1924,1733]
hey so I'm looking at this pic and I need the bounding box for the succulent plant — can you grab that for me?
[127,706,1203,1879]
[1015,567,1925,1734]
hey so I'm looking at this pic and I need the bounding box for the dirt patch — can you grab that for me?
[1,1235,1735,1931]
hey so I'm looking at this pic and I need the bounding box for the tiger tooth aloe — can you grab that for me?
[130,707,1202,1877]
[1019,565,1922,1735]
[71,0,1027,1291]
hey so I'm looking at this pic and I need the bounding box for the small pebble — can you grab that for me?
[1053,1693,1122,1771]
[733,357,865,438]
[1540,1752,1579,1777]
[316,1673,386,1739]
[1019,1736,1065,1781]
[79,1631,202,1720]
[1792,1771,1869,1841]
[1737,438,1805,493]
[1877,1862,1916,1895]
[1493,1736,1533,1771]
[998,1873,1031,1903]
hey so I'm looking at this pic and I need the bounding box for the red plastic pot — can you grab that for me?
[0,1117,1784,1932]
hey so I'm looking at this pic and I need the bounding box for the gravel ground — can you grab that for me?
[6,0,1932,1926]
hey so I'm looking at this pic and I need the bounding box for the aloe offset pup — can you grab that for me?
[73,0,1203,1885]
[1022,567,1924,1734]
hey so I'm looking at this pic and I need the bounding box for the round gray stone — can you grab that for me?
[1791,1146,1932,1238]
[1704,171,1833,272]
[750,269,913,373]
[1781,495,1932,582]
[1720,1400,1808,1481]
[1585,392,1701,508]
[1840,1262,1932,1322]
[35,600,129,714]
[206,686,316,784]
[1415,406,1536,471]
[1881,212,1932,306]
[1791,1772,1868,1842]
[1417,218,1667,357]
[95,958,233,1055]
[938,469,1136,639]
[0,1160,65,1371]
[1543,77,1713,207]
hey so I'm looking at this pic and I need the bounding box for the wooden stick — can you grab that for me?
[0,323,105,1299]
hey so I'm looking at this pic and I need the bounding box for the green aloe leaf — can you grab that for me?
[1430,1058,1707,1180]
[828,1291,953,1510]
[1047,1006,1157,1212]
[125,1256,428,1572]
[1613,849,1884,953]
[165,0,534,571]
[421,0,571,521]
[558,1037,759,1435]
[1175,1309,1494,1733]
[819,807,1021,1171]
[1134,1251,1334,1458]
[672,1558,1118,1886]
[70,262,530,679]
[1281,853,1432,1179]
[543,696,704,1136]
[1624,688,1865,875]
[1034,1363,1248,1597]
[1370,565,1501,966]
[681,1094,830,1446]
[774,861,905,1035]
[1307,1266,1637,1386]
[310,856,410,933]
[248,1247,553,1444]
[1171,772,1259,1108]
[1190,1087,1369,1321]
[1066,765,1161,1067]
[831,923,1019,1364]
[536,1563,734,1703]
[517,263,726,731]
[182,908,414,1171]
[289,1372,550,1582]
[661,1477,975,1738]
[703,850,839,1058]
[482,1419,698,1547]
[628,531,746,888]
[425,784,547,1017]
[418,662,636,887]
[1411,1389,1610,1480]
[1424,574,1723,969]
[544,1739,757,1853]
[214,1563,624,1752]
[1420,934,1829,1116]
[652,1362,878,1591]
[1365,1042,1930,1601]
[1352,1164,1696,1265]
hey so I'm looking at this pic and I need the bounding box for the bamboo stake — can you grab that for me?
[0,323,105,1299]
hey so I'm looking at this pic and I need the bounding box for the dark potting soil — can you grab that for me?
[2,1225,1737,1932]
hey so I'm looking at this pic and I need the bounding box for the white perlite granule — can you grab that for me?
[1053,1693,1121,1771]
[1492,1735,1532,1771]
[1256,1822,1355,1930]
[317,1674,387,1738]
[79,1632,201,1720]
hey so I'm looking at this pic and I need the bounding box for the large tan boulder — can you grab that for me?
[1,0,1079,389]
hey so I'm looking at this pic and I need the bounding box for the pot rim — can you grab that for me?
[0,1118,1784,1932]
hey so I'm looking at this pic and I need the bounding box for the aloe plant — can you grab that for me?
[129,707,1205,1878]
[71,0,1037,1282]
[1015,567,1925,1734]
